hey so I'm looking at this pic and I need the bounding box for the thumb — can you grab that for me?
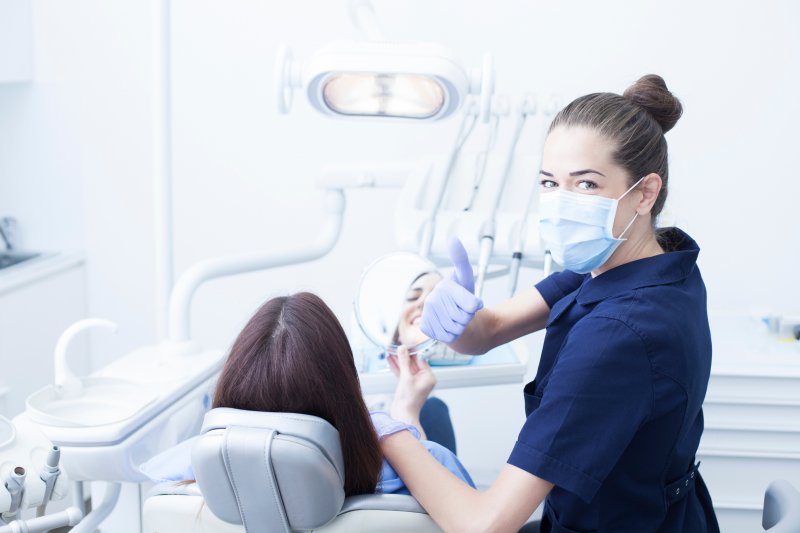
[448,237,475,293]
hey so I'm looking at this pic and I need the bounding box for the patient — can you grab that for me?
[392,271,443,347]
[141,292,472,497]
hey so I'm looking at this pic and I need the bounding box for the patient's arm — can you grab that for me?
[382,430,553,532]
[449,287,551,355]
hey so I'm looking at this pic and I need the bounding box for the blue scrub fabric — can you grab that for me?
[508,228,720,533]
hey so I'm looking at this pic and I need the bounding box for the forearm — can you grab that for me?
[381,431,497,532]
[450,288,551,355]
[382,431,553,532]
[449,308,499,355]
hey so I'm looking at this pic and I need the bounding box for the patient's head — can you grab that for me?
[213,292,382,497]
[393,271,443,346]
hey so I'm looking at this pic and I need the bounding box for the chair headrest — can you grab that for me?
[192,408,346,532]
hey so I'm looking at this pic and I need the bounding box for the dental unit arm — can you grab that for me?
[473,95,531,298]
[418,101,479,258]
[507,96,559,295]
[167,186,347,344]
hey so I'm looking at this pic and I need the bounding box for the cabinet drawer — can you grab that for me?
[697,450,800,506]
[713,505,762,533]
[703,400,800,431]
[707,374,800,403]
[701,426,800,455]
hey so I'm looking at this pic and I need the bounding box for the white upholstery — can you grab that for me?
[142,408,442,533]
[143,492,443,533]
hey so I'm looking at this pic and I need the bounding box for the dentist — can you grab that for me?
[381,75,720,532]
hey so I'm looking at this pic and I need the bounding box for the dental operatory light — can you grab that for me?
[275,41,495,122]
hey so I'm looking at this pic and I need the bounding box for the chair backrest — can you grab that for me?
[192,408,346,533]
[763,479,800,532]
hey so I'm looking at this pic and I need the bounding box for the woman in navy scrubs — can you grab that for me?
[380,74,720,532]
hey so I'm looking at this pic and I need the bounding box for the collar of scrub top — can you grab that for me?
[573,227,700,306]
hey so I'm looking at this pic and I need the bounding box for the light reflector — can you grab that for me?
[322,72,446,119]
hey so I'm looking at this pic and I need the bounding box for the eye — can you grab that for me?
[405,289,422,302]
[577,180,598,191]
[540,179,558,189]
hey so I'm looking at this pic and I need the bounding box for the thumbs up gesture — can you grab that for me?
[420,238,484,343]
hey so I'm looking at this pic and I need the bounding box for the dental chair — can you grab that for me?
[763,479,800,532]
[142,408,442,532]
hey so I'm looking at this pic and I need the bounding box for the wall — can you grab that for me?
[0,0,798,495]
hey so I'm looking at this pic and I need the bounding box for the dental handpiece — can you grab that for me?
[36,446,61,517]
[2,467,26,520]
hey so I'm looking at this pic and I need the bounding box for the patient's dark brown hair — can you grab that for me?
[213,292,383,497]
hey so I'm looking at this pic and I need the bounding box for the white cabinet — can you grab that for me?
[700,317,800,533]
[0,253,87,417]
[0,0,33,83]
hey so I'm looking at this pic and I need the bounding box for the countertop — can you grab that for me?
[0,251,85,296]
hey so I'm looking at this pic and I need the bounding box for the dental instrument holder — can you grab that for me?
[0,414,72,526]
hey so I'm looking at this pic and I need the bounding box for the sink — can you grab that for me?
[0,252,40,270]
[26,377,156,428]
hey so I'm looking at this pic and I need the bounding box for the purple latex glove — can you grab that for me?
[420,238,484,343]
[369,411,421,441]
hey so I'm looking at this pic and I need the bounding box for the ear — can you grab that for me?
[636,173,662,215]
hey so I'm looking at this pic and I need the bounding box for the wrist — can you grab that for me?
[390,405,421,427]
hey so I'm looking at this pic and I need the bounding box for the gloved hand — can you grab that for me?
[369,411,421,441]
[420,238,484,343]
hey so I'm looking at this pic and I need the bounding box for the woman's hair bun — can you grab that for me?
[623,74,683,133]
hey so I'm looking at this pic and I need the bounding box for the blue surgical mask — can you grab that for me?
[538,178,643,274]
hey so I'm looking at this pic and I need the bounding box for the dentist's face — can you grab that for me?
[396,272,443,347]
[540,126,645,238]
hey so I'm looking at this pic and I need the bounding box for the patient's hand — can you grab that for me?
[388,346,436,434]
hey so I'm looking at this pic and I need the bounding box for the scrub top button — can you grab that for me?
[675,488,680,495]
[685,480,689,487]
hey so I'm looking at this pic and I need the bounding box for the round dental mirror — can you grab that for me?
[354,252,442,357]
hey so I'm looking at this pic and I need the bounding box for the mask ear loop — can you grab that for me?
[614,176,646,239]
[618,176,646,200]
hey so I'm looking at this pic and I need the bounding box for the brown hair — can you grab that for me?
[213,292,383,497]
[549,74,683,219]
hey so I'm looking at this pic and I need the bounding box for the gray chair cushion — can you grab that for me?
[192,409,346,532]
[340,494,427,515]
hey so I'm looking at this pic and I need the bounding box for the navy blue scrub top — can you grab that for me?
[508,228,720,532]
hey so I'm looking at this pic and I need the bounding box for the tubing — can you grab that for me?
[69,482,121,533]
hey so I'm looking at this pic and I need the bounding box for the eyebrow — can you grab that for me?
[539,169,606,177]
